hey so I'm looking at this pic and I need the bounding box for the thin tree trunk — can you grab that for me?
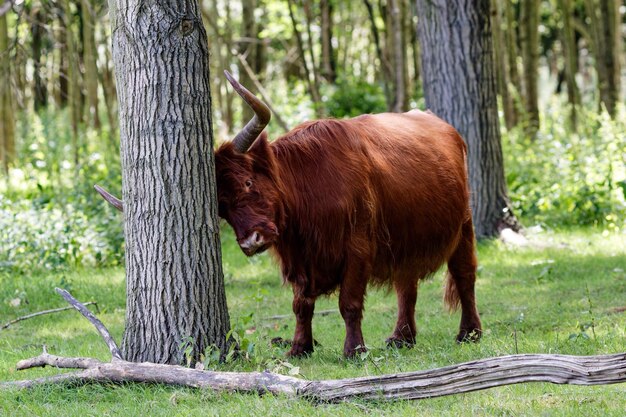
[239,0,257,123]
[302,0,323,108]
[32,6,48,111]
[107,0,231,364]
[558,0,580,129]
[81,0,100,129]
[99,23,117,136]
[416,0,519,238]
[503,0,521,123]
[519,0,540,136]
[320,0,336,83]
[491,0,516,130]
[0,12,16,173]
[61,0,82,166]
[584,0,621,117]
[389,0,406,112]
[286,0,322,115]
[363,0,392,107]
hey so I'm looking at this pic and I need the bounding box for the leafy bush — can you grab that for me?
[0,108,124,273]
[323,79,387,118]
[504,102,626,229]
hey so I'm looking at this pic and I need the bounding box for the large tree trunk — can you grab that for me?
[108,0,231,364]
[416,0,519,238]
[519,0,540,136]
[81,0,100,129]
[0,12,16,173]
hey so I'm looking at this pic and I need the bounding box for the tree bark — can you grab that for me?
[81,0,100,129]
[0,11,15,173]
[416,0,519,238]
[519,0,540,136]
[107,0,230,364]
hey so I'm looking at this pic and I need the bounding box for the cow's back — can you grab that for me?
[272,111,470,288]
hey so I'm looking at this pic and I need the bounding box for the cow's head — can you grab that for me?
[215,71,280,257]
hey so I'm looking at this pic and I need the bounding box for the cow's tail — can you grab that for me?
[444,272,461,311]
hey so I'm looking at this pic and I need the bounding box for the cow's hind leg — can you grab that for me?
[339,257,370,358]
[446,220,482,343]
[386,274,417,348]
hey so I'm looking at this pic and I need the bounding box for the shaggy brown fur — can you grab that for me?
[215,110,482,357]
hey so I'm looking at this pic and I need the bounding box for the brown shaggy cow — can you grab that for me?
[216,71,482,357]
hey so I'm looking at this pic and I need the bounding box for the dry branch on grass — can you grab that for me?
[1,301,98,330]
[1,288,626,401]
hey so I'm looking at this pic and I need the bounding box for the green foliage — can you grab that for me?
[322,79,387,118]
[0,108,123,273]
[504,102,626,229]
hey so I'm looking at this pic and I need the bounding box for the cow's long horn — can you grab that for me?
[224,70,271,153]
[94,184,123,212]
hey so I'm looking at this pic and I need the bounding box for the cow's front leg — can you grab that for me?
[339,259,369,358]
[286,294,315,357]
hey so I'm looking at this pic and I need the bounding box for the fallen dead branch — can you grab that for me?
[1,289,625,401]
[1,301,98,330]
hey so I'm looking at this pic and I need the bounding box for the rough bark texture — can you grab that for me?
[416,0,518,238]
[108,0,230,364]
[31,6,48,111]
[519,0,540,135]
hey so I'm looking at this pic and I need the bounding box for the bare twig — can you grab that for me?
[54,288,123,360]
[16,352,103,370]
[94,185,123,212]
[1,302,98,330]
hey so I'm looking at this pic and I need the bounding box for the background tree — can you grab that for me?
[416,0,519,238]
[107,0,230,363]
[519,0,540,136]
[0,10,16,173]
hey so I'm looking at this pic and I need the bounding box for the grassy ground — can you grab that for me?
[0,227,625,416]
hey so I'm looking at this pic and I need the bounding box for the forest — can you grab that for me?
[0,0,625,415]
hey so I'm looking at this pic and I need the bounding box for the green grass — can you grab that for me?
[1,227,625,416]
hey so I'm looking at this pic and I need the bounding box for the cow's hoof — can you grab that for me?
[343,344,367,358]
[286,343,314,358]
[385,336,415,349]
[456,328,482,343]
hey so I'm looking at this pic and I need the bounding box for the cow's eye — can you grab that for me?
[245,179,253,188]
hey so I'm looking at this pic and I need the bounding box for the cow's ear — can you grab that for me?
[249,131,274,175]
